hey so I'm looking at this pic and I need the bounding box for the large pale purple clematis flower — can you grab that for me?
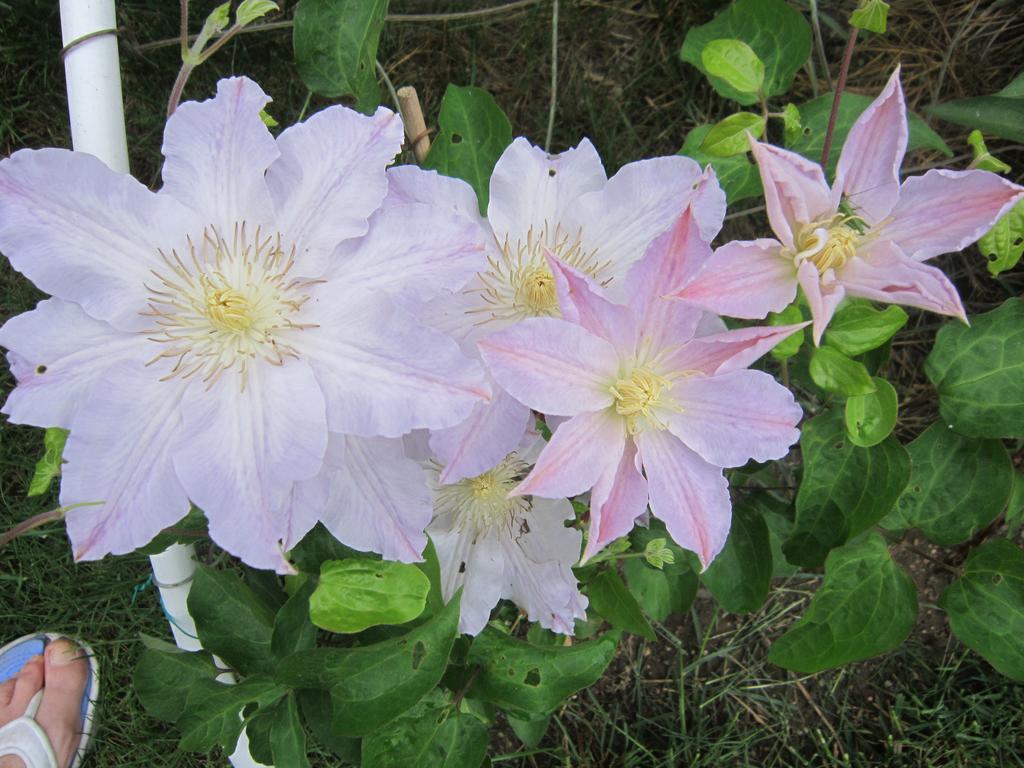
[479,204,805,567]
[400,138,727,486]
[425,435,586,636]
[0,77,489,572]
[672,68,1024,343]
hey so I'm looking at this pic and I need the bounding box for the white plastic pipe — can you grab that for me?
[58,4,266,765]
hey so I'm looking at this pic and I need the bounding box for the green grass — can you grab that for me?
[2,1,1024,766]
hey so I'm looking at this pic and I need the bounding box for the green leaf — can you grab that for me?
[940,539,1024,681]
[770,534,917,672]
[417,537,446,616]
[768,303,805,360]
[298,689,361,762]
[244,702,276,765]
[271,578,317,659]
[789,92,951,176]
[1008,473,1024,536]
[701,500,772,613]
[679,124,762,204]
[844,377,899,447]
[235,0,278,27]
[27,427,68,497]
[188,565,276,676]
[423,85,513,214]
[134,644,219,723]
[785,409,910,567]
[849,0,889,34]
[699,112,766,157]
[883,423,1013,545]
[362,689,488,768]
[467,629,617,718]
[310,558,430,633]
[586,569,656,640]
[680,0,810,105]
[507,713,551,749]
[177,676,286,753]
[925,299,1024,438]
[292,0,388,113]
[622,528,698,623]
[277,593,461,736]
[135,506,208,556]
[289,522,363,574]
[979,199,1024,277]
[781,102,802,145]
[809,346,877,396]
[824,304,908,357]
[925,73,1024,143]
[269,694,311,768]
[643,538,675,569]
[750,493,799,579]
[700,39,765,95]
[967,129,1012,174]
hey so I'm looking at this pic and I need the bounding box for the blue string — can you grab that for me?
[130,573,199,640]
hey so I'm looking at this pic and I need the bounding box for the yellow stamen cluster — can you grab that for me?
[792,215,864,274]
[142,223,317,391]
[610,368,674,435]
[434,456,532,536]
[468,225,610,324]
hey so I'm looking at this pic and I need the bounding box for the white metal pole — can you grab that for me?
[58,4,267,765]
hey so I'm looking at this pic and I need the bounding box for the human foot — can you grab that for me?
[0,639,90,768]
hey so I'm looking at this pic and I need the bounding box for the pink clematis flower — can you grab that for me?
[672,68,1024,343]
[0,78,489,572]
[424,435,587,636]
[479,204,805,567]
[392,138,727,487]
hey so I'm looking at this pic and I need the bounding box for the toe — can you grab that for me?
[0,677,14,709]
[35,640,90,768]
[8,655,44,715]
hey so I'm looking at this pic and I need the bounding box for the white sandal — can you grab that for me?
[0,634,99,768]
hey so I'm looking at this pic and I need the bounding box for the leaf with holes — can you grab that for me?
[310,558,430,633]
[979,199,1024,277]
[844,377,898,448]
[361,689,488,768]
[789,92,950,176]
[586,568,655,639]
[292,0,388,112]
[424,85,513,214]
[770,534,917,672]
[467,628,618,718]
[177,675,286,753]
[701,499,772,613]
[785,409,910,568]
[680,0,810,105]
[679,124,762,204]
[926,299,1024,438]
[940,538,1024,680]
[824,304,907,357]
[277,593,460,736]
[187,565,276,676]
[883,423,1013,545]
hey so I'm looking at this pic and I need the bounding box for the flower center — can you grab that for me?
[792,216,863,274]
[435,455,532,534]
[142,224,316,391]
[610,368,673,435]
[467,225,609,325]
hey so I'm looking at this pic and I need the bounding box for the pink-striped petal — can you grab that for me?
[161,77,278,234]
[750,140,835,250]
[582,438,649,562]
[513,409,626,499]
[479,318,619,417]
[798,260,845,345]
[673,238,797,319]
[0,149,201,331]
[838,241,967,321]
[431,385,533,484]
[636,429,731,569]
[664,322,809,376]
[667,369,802,468]
[875,169,1024,261]
[548,255,636,353]
[0,299,144,428]
[266,104,403,270]
[833,67,907,225]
